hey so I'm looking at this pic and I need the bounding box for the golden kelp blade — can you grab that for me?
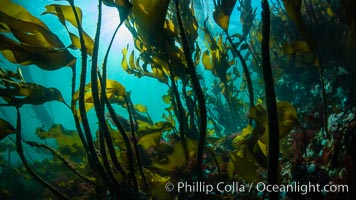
[213,0,237,32]
[0,68,25,83]
[232,125,253,149]
[282,0,302,25]
[35,124,84,158]
[202,50,212,70]
[130,0,170,42]
[120,46,169,83]
[0,13,62,48]
[0,1,76,70]
[43,4,95,56]
[72,79,127,120]
[0,82,66,106]
[227,146,263,182]
[121,47,130,73]
[73,80,126,103]
[0,118,16,140]
[103,0,132,21]
[134,104,147,113]
[0,35,76,70]
[142,168,172,200]
[213,7,230,31]
[282,0,319,67]
[150,138,197,175]
[282,40,311,55]
[138,132,162,152]
[229,101,297,176]
[122,0,199,83]
[201,26,235,82]
[254,101,297,144]
[137,121,172,135]
[0,0,47,29]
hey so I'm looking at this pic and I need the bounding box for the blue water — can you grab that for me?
[0,1,255,131]
[0,0,263,165]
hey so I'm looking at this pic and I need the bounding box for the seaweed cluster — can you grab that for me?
[0,0,355,199]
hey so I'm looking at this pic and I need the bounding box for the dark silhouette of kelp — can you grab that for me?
[261,0,279,199]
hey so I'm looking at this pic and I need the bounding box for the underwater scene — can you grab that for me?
[0,0,355,199]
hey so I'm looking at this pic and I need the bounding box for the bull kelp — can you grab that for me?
[0,0,355,199]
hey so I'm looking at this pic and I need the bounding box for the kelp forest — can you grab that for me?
[0,0,355,199]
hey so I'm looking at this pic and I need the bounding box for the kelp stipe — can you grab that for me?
[90,0,129,192]
[15,107,69,199]
[124,94,146,191]
[24,140,97,187]
[100,0,140,193]
[174,0,207,182]
[68,0,115,194]
[261,1,279,199]
[166,59,190,162]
